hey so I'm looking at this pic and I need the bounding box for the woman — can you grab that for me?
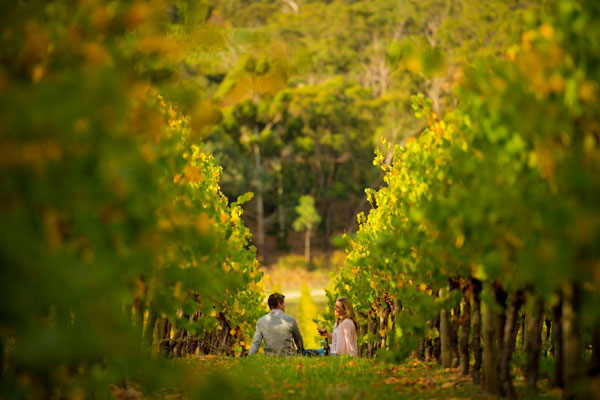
[305,297,358,356]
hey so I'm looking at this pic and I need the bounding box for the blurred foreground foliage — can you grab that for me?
[0,0,264,398]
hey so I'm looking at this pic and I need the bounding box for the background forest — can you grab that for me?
[171,0,537,264]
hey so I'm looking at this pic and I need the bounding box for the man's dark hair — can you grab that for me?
[268,293,285,310]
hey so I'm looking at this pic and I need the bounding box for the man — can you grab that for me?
[248,293,304,356]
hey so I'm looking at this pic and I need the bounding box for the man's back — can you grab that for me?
[248,309,303,356]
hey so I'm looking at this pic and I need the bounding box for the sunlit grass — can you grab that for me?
[169,356,557,400]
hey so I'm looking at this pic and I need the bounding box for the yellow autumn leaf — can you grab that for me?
[184,165,202,183]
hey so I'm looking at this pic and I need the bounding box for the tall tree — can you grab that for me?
[292,195,322,264]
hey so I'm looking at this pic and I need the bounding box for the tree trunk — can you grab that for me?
[142,309,158,351]
[185,312,200,356]
[471,278,483,385]
[359,313,369,357]
[391,298,401,331]
[0,336,4,377]
[460,291,471,376]
[483,301,499,394]
[428,76,442,114]
[451,303,460,367]
[552,295,564,388]
[500,290,525,400]
[324,203,332,252]
[494,284,508,396]
[378,298,391,349]
[133,276,146,344]
[520,316,526,354]
[253,140,265,260]
[433,337,441,363]
[304,229,311,264]
[440,306,452,368]
[370,310,379,357]
[159,318,171,356]
[562,282,583,400]
[277,168,286,250]
[525,293,544,394]
[544,319,552,357]
[367,307,378,357]
[174,328,187,357]
[432,314,441,363]
[425,338,433,362]
[417,337,426,361]
[590,324,600,378]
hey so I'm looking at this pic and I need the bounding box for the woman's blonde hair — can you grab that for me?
[336,297,358,329]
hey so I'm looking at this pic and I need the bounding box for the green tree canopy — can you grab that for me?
[293,195,322,233]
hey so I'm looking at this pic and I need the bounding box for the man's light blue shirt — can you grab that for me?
[248,309,304,356]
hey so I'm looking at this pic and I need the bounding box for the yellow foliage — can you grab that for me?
[195,213,212,235]
[455,233,465,249]
[125,2,151,30]
[548,73,565,93]
[81,42,110,66]
[184,165,203,183]
[298,283,319,348]
[579,80,597,103]
[539,24,554,40]
[220,210,228,224]
[404,56,422,73]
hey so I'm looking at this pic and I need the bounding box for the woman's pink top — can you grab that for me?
[331,318,358,356]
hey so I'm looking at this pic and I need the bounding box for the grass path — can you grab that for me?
[169,356,558,400]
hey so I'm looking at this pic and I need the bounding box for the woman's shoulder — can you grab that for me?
[340,318,356,329]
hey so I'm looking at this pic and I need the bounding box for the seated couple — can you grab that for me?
[248,292,358,356]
